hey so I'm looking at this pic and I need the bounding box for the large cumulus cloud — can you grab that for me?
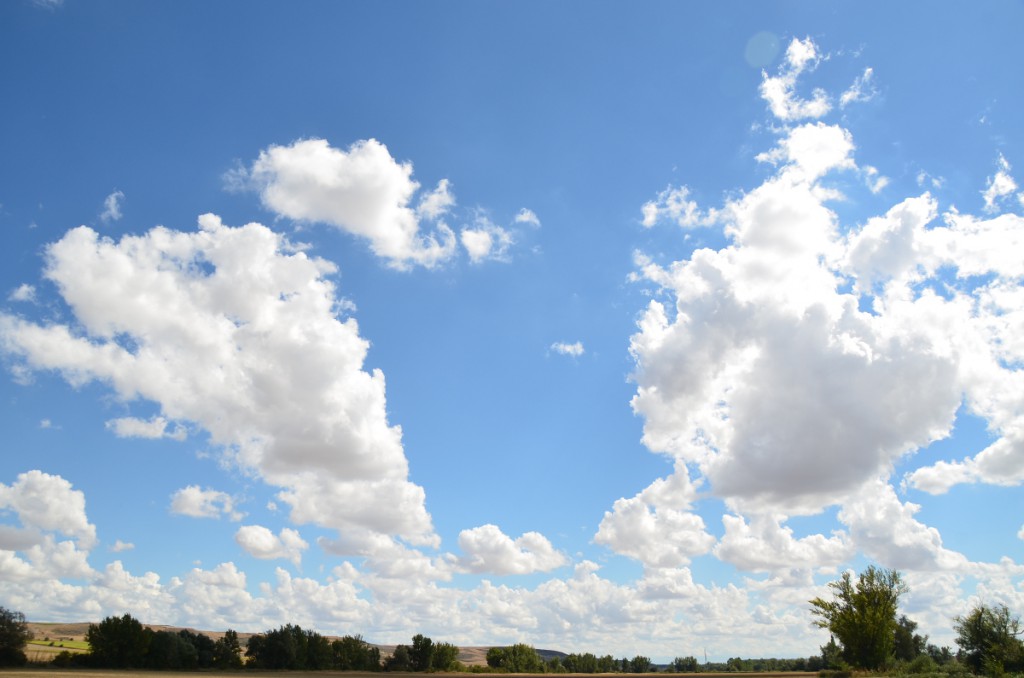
[0,214,436,552]
[623,37,1024,580]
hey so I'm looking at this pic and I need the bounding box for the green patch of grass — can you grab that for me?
[27,639,90,650]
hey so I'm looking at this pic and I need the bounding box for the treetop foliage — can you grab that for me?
[954,603,1024,675]
[0,606,31,667]
[809,565,907,670]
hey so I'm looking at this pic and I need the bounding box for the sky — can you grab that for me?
[1,0,1022,664]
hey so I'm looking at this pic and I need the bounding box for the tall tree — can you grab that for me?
[893,615,927,661]
[86,613,150,668]
[431,641,460,671]
[954,604,1024,675]
[410,633,434,671]
[212,629,243,669]
[809,566,907,670]
[0,606,31,667]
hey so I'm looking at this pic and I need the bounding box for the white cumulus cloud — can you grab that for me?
[455,524,567,575]
[234,138,457,269]
[235,525,308,567]
[0,470,97,550]
[170,486,244,521]
[0,214,436,553]
[629,38,1024,541]
[460,215,514,263]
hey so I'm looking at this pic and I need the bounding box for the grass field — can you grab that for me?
[0,673,817,678]
[27,638,90,650]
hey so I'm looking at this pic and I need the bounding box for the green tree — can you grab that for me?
[86,613,150,668]
[0,606,31,667]
[894,615,928,662]
[212,629,243,669]
[809,566,907,670]
[245,624,316,670]
[385,644,412,672]
[410,633,434,671]
[432,641,460,671]
[597,654,617,672]
[629,655,652,673]
[145,630,198,670]
[333,634,381,671]
[671,656,700,672]
[487,644,543,672]
[954,604,1024,676]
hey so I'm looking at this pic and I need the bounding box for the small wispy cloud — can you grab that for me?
[840,67,877,107]
[550,341,584,357]
[100,190,125,223]
[105,416,187,441]
[982,153,1020,213]
[8,284,36,303]
[110,540,135,553]
[514,208,541,227]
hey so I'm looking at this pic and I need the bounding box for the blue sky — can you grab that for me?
[1,0,1022,662]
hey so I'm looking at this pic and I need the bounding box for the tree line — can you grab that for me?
[810,565,1023,676]
[1,570,1021,676]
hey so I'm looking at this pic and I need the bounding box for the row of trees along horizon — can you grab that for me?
[0,567,1021,676]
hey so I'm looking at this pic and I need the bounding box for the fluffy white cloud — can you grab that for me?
[715,514,853,574]
[236,138,457,269]
[100,189,124,223]
[416,178,455,220]
[595,466,715,568]
[838,480,969,572]
[110,540,134,552]
[755,121,855,181]
[455,524,567,575]
[460,215,514,263]
[630,37,1022,533]
[0,470,97,549]
[235,525,308,567]
[0,215,436,552]
[759,37,831,121]
[550,341,584,357]
[170,486,243,521]
[106,415,186,441]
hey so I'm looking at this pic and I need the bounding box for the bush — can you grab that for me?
[908,654,938,674]
[818,670,852,678]
[0,646,26,667]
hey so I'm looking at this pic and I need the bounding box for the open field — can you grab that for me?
[0,673,819,678]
